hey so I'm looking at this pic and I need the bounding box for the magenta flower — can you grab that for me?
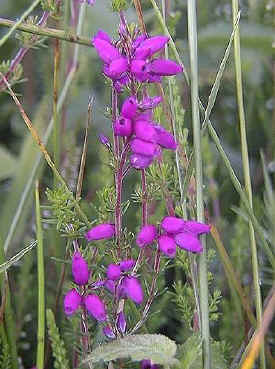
[84,294,107,322]
[92,38,121,64]
[108,57,128,79]
[130,138,158,157]
[85,223,115,241]
[174,232,203,253]
[135,36,169,59]
[182,220,211,235]
[130,59,149,82]
[72,251,90,285]
[63,289,82,316]
[93,29,111,43]
[130,153,154,169]
[106,264,121,280]
[114,117,133,137]
[123,276,143,304]
[158,235,177,258]
[136,224,157,248]
[150,59,183,76]
[121,96,138,119]
[119,258,135,271]
[117,311,126,333]
[134,120,157,143]
[154,125,177,150]
[161,216,185,233]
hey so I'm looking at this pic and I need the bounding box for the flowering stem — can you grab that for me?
[231,1,265,368]
[187,1,211,368]
[141,170,148,226]
[35,181,45,369]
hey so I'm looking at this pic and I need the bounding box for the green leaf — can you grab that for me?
[83,334,178,366]
[0,146,17,180]
[0,241,37,274]
[176,334,202,369]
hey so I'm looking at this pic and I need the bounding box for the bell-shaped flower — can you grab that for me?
[154,125,177,150]
[92,37,121,64]
[161,216,185,234]
[134,120,157,143]
[158,235,177,258]
[85,223,115,241]
[72,251,90,285]
[117,311,126,333]
[123,276,143,304]
[64,289,82,316]
[121,96,138,119]
[136,225,157,248]
[130,138,158,157]
[84,294,107,322]
[130,153,154,169]
[135,36,169,59]
[150,59,183,76]
[106,264,121,281]
[174,232,203,253]
[182,221,211,235]
[119,259,135,272]
[114,116,133,137]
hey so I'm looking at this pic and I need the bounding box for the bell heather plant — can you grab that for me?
[0,0,274,369]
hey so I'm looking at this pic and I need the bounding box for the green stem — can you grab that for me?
[231,1,265,368]
[0,235,18,369]
[35,182,45,369]
[187,1,210,368]
[0,17,92,47]
[0,0,41,47]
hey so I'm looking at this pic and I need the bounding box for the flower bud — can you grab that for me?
[123,276,143,304]
[161,216,185,233]
[183,221,211,235]
[174,233,203,253]
[150,59,183,76]
[153,125,177,150]
[117,311,126,333]
[84,294,107,321]
[72,252,90,285]
[85,223,115,241]
[121,96,138,119]
[114,116,133,137]
[158,235,177,258]
[106,264,121,280]
[63,289,82,316]
[119,259,135,272]
[103,325,115,339]
[136,225,157,248]
[130,153,154,169]
[99,133,110,146]
[139,96,162,110]
[130,138,158,157]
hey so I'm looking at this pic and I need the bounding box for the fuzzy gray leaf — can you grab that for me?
[176,334,202,369]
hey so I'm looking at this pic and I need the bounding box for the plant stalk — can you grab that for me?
[187,1,210,368]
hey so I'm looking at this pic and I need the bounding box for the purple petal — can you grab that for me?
[63,289,82,316]
[72,251,90,285]
[130,59,149,82]
[114,116,133,137]
[108,57,128,79]
[84,294,107,321]
[183,221,211,235]
[117,311,126,333]
[132,34,147,49]
[136,224,157,248]
[123,276,143,304]
[174,232,203,253]
[134,120,157,143]
[158,235,177,258]
[135,36,169,58]
[119,259,135,272]
[130,138,158,157]
[93,29,111,43]
[85,223,115,241]
[106,264,121,281]
[153,125,177,150]
[121,96,138,119]
[92,38,121,64]
[161,216,185,233]
[130,153,154,169]
[150,59,183,76]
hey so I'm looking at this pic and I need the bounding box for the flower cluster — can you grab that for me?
[92,29,181,169]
